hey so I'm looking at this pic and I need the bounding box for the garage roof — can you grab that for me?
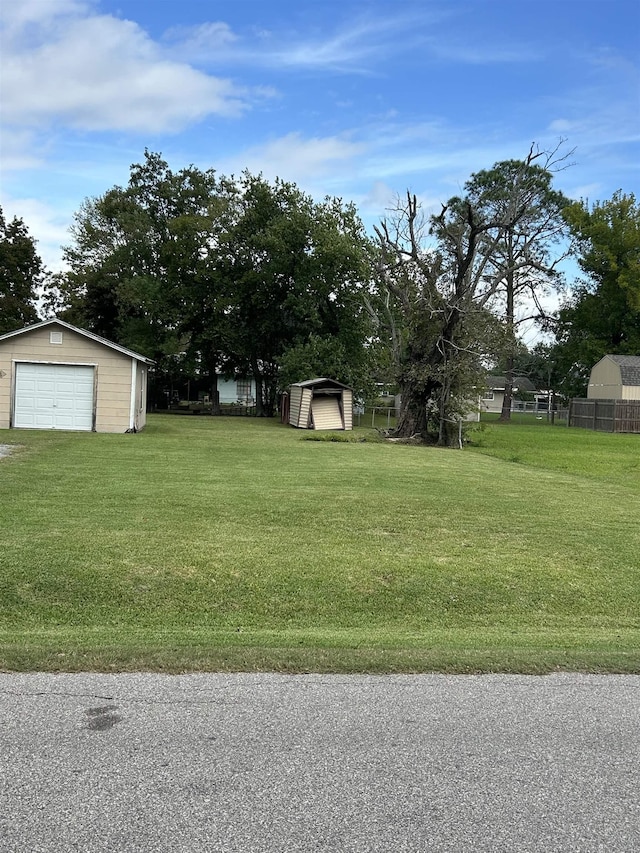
[0,319,155,365]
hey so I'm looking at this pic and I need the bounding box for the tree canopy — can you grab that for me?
[14,148,639,429]
[371,150,570,444]
[51,151,374,414]
[551,191,640,396]
[463,149,570,419]
[0,207,42,334]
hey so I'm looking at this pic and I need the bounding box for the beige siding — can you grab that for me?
[311,396,343,430]
[134,364,148,430]
[0,325,139,432]
[622,385,640,401]
[299,388,312,428]
[342,390,353,430]
[0,349,13,429]
[289,385,303,426]
[588,357,622,399]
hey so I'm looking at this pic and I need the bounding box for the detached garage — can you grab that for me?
[0,319,154,433]
[288,378,353,430]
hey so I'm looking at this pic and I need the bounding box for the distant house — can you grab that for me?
[216,376,256,405]
[0,319,153,433]
[480,375,537,414]
[587,355,640,400]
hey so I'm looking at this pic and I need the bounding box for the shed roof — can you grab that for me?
[0,319,155,365]
[291,377,352,390]
[604,355,640,386]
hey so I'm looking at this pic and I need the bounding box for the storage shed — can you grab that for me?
[0,319,154,433]
[288,378,353,430]
[587,354,640,400]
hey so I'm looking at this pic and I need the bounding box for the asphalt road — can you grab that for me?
[1,672,638,852]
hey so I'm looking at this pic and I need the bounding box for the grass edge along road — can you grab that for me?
[1,414,639,673]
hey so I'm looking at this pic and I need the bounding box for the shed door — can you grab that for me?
[311,395,343,430]
[14,363,95,431]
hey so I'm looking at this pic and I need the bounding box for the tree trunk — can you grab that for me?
[438,418,461,447]
[251,357,266,417]
[498,252,515,423]
[437,378,459,447]
[499,355,514,422]
[254,377,264,416]
[395,378,429,438]
[209,372,220,416]
[263,378,277,418]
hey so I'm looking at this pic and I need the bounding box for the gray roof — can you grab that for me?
[291,378,351,390]
[486,375,536,392]
[606,355,640,386]
[0,319,155,365]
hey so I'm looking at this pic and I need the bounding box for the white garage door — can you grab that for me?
[14,363,95,431]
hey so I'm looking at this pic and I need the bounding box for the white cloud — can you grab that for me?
[0,0,89,31]
[163,21,238,60]
[358,180,397,215]
[208,11,450,74]
[269,20,391,71]
[0,194,73,272]
[1,3,251,136]
[223,132,366,184]
[258,13,540,73]
[564,183,604,202]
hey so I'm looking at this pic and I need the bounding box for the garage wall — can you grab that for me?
[134,362,148,431]
[0,325,136,432]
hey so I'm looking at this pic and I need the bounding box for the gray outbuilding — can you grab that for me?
[0,319,154,433]
[288,378,353,430]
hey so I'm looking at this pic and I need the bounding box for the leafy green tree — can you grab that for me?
[0,207,41,334]
[53,153,373,415]
[463,147,570,420]
[551,191,640,396]
[211,173,372,415]
[52,151,231,408]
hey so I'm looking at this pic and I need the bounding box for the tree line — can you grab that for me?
[1,147,639,443]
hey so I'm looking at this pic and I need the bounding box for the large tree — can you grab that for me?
[53,151,225,406]
[372,150,569,445]
[215,173,372,415]
[463,147,570,420]
[551,191,640,397]
[53,152,373,415]
[372,192,506,445]
[0,207,42,334]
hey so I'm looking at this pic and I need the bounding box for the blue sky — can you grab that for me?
[1,0,639,279]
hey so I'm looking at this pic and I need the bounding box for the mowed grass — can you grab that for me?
[1,414,639,672]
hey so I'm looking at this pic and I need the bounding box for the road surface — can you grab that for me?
[1,672,639,852]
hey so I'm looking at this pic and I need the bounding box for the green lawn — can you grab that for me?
[1,414,639,672]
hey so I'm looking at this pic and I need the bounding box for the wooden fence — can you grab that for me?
[569,398,640,433]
